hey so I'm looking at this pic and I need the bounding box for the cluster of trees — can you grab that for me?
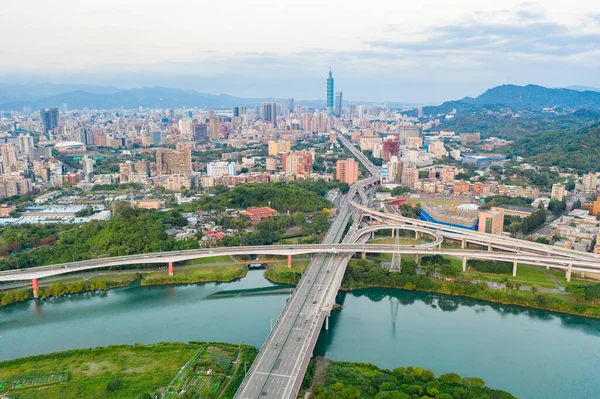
[512,122,600,173]
[566,283,600,303]
[218,211,330,247]
[521,208,546,234]
[0,224,60,256]
[0,205,199,271]
[548,199,567,215]
[194,180,347,213]
[484,195,533,207]
[0,289,31,306]
[469,260,513,274]
[312,361,516,399]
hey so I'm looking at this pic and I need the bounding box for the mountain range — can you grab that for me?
[2,83,600,113]
[0,84,325,111]
[422,84,600,116]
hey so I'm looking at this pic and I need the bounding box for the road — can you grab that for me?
[234,193,354,398]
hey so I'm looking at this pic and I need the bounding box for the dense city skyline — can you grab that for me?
[2,0,600,102]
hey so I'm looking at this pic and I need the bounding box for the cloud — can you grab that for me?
[366,19,600,58]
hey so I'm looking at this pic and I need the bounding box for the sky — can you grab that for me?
[1,0,600,104]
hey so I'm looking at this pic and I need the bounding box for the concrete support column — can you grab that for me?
[488,243,493,252]
[168,262,174,277]
[391,229,395,238]
[415,231,419,240]
[32,278,40,299]
[325,316,329,331]
[461,239,466,249]
[287,254,292,268]
[371,231,375,239]
[512,260,518,277]
[438,243,442,249]
[414,254,419,263]
[546,265,550,270]
[566,264,572,283]
[462,256,467,273]
[361,251,366,260]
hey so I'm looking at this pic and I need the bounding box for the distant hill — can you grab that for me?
[0,84,325,110]
[565,85,600,93]
[422,84,600,116]
[512,122,600,173]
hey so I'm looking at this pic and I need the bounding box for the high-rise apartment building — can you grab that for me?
[178,119,194,140]
[233,106,247,117]
[206,161,236,177]
[551,183,565,201]
[82,155,94,178]
[382,138,400,162]
[282,151,313,175]
[267,140,292,156]
[401,168,419,188]
[301,113,311,131]
[17,134,34,155]
[0,176,32,199]
[335,92,343,117]
[156,147,192,175]
[261,103,277,127]
[387,156,403,184]
[0,143,18,173]
[40,108,59,132]
[336,158,359,185]
[326,70,334,115]
[209,117,221,141]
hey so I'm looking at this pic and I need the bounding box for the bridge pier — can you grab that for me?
[32,278,39,299]
[414,254,419,263]
[391,229,395,238]
[488,243,493,252]
[415,231,419,240]
[566,264,572,282]
[288,254,292,268]
[325,316,329,331]
[461,239,466,249]
[361,251,366,260]
[168,262,174,277]
[512,260,517,277]
[462,256,467,272]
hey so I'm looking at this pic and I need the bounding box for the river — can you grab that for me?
[1,269,599,398]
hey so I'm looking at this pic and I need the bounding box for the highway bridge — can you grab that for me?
[2,131,600,398]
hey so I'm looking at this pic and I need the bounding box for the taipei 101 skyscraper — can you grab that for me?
[326,69,334,115]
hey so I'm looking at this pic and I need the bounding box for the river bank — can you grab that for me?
[0,342,516,399]
[264,258,600,319]
[0,264,249,307]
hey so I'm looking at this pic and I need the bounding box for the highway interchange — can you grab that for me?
[2,132,600,398]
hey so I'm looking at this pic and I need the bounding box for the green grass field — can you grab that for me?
[269,261,310,274]
[141,265,247,286]
[0,343,201,399]
[465,264,557,288]
[184,255,235,265]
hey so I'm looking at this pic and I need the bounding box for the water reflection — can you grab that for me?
[347,288,600,337]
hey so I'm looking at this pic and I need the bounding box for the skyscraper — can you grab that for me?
[335,92,343,117]
[288,98,294,115]
[40,108,59,132]
[209,117,221,141]
[326,70,334,115]
[336,159,359,185]
[261,103,277,127]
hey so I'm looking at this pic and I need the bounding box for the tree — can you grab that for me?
[571,199,582,211]
[107,379,122,391]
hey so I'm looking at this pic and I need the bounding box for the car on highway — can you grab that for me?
[296,337,301,341]
[273,343,278,348]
